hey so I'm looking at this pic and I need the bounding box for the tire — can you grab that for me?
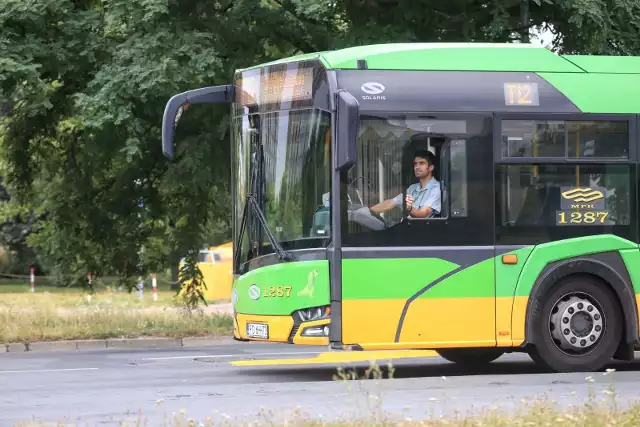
[527,274,622,373]
[436,348,504,365]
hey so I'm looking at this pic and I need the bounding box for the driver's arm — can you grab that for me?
[369,193,402,214]
[408,204,433,218]
[408,187,441,218]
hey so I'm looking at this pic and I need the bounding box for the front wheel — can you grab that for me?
[528,275,622,373]
[436,348,504,366]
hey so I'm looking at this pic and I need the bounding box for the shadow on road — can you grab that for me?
[228,357,640,383]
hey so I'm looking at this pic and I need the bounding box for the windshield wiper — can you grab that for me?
[248,193,293,261]
[233,193,294,272]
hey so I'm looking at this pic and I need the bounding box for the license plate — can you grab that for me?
[246,323,268,339]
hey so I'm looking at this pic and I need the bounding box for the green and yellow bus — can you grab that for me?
[162,43,640,373]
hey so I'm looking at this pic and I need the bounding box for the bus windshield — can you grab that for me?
[233,108,332,270]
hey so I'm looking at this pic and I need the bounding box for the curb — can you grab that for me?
[3,335,236,353]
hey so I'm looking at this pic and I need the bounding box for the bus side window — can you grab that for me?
[449,139,468,218]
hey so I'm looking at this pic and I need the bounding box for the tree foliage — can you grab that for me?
[531,0,640,54]
[0,0,638,297]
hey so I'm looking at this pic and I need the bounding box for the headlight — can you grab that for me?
[301,325,330,337]
[231,289,238,305]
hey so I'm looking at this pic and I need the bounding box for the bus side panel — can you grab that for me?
[341,257,460,346]
[396,255,496,347]
[511,235,638,345]
[494,246,535,347]
[621,249,640,332]
[341,253,496,349]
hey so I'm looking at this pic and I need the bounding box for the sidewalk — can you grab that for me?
[2,303,237,353]
[4,335,237,353]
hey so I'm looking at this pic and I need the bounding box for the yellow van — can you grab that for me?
[178,242,233,302]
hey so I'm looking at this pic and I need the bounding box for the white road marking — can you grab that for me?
[143,351,324,361]
[0,368,99,374]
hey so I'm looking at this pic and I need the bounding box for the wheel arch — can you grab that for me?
[522,251,638,348]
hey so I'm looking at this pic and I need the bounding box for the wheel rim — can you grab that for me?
[548,291,605,356]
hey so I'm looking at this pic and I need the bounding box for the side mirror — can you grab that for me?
[335,90,359,171]
[162,85,234,159]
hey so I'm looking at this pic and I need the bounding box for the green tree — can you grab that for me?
[1,0,638,303]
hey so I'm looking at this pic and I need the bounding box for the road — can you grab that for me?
[2,340,640,426]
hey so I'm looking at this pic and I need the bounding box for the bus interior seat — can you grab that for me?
[540,185,561,224]
[514,182,561,225]
[514,186,545,225]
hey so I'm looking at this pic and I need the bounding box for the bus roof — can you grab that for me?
[234,43,640,114]
[235,43,640,74]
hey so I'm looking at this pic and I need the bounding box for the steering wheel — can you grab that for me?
[346,176,372,209]
[346,175,390,229]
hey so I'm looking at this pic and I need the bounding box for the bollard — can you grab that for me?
[87,272,92,303]
[152,273,157,302]
[30,268,35,293]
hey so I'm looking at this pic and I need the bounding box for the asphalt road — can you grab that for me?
[3,340,640,426]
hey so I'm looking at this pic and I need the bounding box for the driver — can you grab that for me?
[369,149,441,218]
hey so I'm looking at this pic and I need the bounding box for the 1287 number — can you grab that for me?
[556,211,609,225]
[262,285,292,298]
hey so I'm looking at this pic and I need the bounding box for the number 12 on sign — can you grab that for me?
[504,82,539,106]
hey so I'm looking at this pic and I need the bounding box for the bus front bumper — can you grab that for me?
[233,312,330,346]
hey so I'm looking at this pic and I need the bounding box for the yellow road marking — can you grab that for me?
[229,349,438,366]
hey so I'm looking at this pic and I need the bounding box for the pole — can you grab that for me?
[30,268,35,293]
[152,273,157,302]
[87,272,92,303]
[138,276,144,301]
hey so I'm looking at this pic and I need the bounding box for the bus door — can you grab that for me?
[336,114,497,350]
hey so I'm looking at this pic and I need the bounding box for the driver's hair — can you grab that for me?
[413,149,436,168]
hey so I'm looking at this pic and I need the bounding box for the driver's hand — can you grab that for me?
[405,195,413,212]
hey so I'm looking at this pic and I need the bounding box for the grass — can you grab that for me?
[154,400,640,427]
[10,364,640,427]
[0,283,83,294]
[0,283,234,343]
[1,286,181,307]
[100,401,640,427]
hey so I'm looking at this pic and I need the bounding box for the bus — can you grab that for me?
[162,43,640,373]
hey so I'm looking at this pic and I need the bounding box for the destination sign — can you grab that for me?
[503,82,540,106]
[236,64,314,107]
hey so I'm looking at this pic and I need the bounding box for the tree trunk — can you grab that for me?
[521,0,530,43]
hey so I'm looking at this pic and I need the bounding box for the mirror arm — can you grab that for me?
[162,85,234,158]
